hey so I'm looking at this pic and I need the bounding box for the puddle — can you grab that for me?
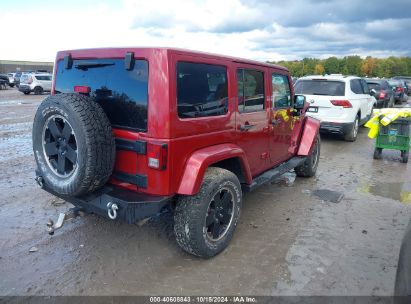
[0,134,33,162]
[0,100,26,105]
[358,182,411,204]
[272,171,296,187]
[0,122,31,133]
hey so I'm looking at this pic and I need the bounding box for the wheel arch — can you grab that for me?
[176,144,252,195]
[297,116,320,156]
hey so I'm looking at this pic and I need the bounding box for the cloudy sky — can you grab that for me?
[1,0,410,62]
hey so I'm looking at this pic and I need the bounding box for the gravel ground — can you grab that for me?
[0,87,410,296]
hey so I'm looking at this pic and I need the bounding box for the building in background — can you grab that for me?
[0,60,54,74]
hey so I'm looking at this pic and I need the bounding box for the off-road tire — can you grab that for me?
[373,148,382,160]
[344,115,360,142]
[295,134,320,177]
[174,167,242,258]
[32,93,116,196]
[34,86,43,95]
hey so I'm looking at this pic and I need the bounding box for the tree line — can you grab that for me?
[268,56,411,78]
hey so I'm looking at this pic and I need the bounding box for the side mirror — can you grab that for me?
[294,95,306,110]
[370,89,376,96]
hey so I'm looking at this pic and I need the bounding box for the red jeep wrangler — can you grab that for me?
[33,48,320,258]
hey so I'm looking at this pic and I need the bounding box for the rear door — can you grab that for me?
[235,66,271,176]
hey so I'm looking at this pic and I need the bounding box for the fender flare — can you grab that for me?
[177,144,252,195]
[297,116,320,156]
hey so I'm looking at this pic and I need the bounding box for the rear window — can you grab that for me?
[20,74,29,82]
[177,62,228,118]
[294,80,345,96]
[388,80,401,87]
[367,82,381,91]
[55,59,148,132]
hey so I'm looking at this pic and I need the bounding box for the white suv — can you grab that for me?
[18,73,52,95]
[294,75,376,141]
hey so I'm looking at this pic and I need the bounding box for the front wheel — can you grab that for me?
[174,167,242,258]
[295,133,320,177]
[344,115,359,142]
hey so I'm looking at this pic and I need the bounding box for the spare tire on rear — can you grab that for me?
[32,93,116,197]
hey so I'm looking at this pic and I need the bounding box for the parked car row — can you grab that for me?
[294,74,375,141]
[0,71,53,95]
[18,73,52,95]
[388,78,409,103]
[294,74,410,142]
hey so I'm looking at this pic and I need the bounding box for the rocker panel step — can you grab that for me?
[243,156,306,192]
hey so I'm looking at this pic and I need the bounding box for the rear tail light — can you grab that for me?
[330,100,352,108]
[396,87,404,92]
[379,90,386,99]
[147,142,168,170]
[74,85,91,94]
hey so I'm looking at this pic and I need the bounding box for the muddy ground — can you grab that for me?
[0,88,410,296]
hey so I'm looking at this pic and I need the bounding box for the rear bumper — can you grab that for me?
[320,121,353,134]
[37,174,173,224]
[18,85,31,93]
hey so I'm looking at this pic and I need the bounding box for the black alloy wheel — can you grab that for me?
[205,187,234,241]
[43,115,78,177]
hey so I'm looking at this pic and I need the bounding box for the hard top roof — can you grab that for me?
[57,47,288,72]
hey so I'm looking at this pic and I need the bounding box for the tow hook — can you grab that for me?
[107,202,119,220]
[35,176,44,188]
[47,207,84,235]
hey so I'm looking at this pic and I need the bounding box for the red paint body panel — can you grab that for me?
[297,117,320,156]
[51,47,319,197]
[177,144,251,195]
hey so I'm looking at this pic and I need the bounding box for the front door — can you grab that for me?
[235,67,271,176]
[270,73,297,165]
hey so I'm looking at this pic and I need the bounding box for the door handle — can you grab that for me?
[239,124,255,131]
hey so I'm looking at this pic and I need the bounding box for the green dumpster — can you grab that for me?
[373,117,410,163]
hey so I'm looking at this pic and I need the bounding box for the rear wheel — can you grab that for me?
[174,167,242,258]
[34,86,43,95]
[401,151,409,163]
[344,115,359,142]
[373,148,382,160]
[23,91,30,95]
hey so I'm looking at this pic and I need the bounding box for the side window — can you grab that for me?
[350,79,363,94]
[272,74,291,108]
[237,69,265,113]
[360,79,369,94]
[177,62,228,119]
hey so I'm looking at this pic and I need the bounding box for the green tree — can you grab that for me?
[323,57,340,74]
[314,63,325,75]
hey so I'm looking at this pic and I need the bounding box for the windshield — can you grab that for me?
[55,58,149,132]
[294,80,345,96]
